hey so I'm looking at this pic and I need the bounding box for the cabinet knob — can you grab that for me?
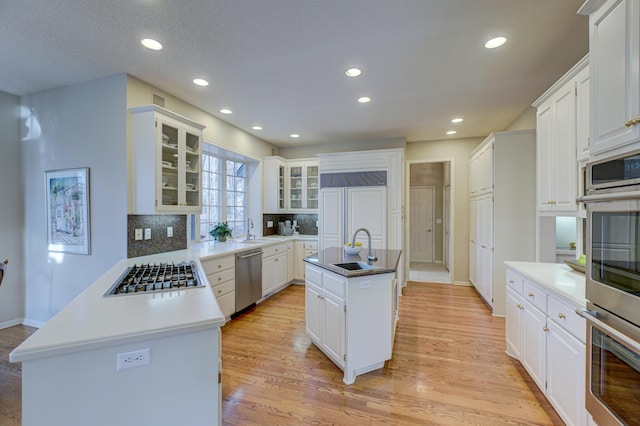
[218,264,222,269]
[217,277,222,281]
[217,289,222,294]
[557,312,566,319]
[509,280,514,284]
[516,304,523,310]
[625,118,636,127]
[528,293,534,298]
[543,326,549,332]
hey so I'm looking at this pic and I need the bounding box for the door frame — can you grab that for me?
[409,186,435,263]
[405,158,455,285]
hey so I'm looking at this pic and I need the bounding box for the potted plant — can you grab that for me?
[210,222,233,242]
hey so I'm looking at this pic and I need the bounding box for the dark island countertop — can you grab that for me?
[304,248,402,278]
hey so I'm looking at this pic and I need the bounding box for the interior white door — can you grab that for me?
[410,187,434,262]
[444,185,451,270]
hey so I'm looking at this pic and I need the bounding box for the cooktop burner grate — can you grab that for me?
[104,261,204,296]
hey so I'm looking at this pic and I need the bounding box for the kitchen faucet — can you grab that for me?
[351,228,378,262]
[246,217,255,240]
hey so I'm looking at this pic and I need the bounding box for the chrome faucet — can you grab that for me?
[351,228,378,262]
[246,217,255,240]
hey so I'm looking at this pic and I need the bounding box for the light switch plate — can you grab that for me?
[134,229,143,241]
[267,221,274,228]
[167,226,173,238]
[144,228,151,240]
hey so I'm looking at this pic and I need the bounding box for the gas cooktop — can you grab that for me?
[104,261,204,297]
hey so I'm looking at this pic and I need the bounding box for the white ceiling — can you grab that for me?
[0,0,588,147]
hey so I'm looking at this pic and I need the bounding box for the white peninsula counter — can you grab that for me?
[10,251,225,426]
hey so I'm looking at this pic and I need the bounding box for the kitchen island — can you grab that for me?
[304,248,402,384]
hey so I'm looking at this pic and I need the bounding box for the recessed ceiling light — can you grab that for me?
[220,109,232,114]
[358,96,371,103]
[451,118,464,123]
[193,78,209,87]
[485,36,507,49]
[345,68,362,77]
[252,126,262,130]
[446,130,457,135]
[290,134,300,138]
[141,38,163,50]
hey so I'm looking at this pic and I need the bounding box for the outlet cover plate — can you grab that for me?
[117,348,150,371]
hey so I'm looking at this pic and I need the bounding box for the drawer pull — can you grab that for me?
[557,312,566,319]
[528,293,534,298]
[217,289,222,294]
[509,280,514,284]
[217,264,222,269]
[217,277,222,281]
[516,304,523,310]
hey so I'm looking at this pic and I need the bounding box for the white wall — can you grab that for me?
[0,91,24,327]
[406,137,483,284]
[21,75,128,325]
[505,106,536,131]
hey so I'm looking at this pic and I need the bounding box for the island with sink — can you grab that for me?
[303,246,402,384]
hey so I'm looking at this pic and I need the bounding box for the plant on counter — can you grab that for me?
[209,222,233,242]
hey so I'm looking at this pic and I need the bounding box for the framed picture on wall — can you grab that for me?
[45,168,91,254]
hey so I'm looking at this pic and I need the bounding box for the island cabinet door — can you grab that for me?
[322,291,345,367]
[305,283,322,343]
[521,300,547,391]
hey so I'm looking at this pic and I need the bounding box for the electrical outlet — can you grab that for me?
[267,221,273,228]
[117,348,150,371]
[359,280,372,289]
[144,228,151,240]
[167,226,173,238]
[134,229,143,241]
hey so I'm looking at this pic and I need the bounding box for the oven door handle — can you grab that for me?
[580,190,640,203]
[576,308,640,352]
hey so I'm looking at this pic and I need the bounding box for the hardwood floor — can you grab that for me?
[221,282,562,425]
[0,283,562,425]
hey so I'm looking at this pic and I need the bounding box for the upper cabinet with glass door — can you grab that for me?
[130,105,205,214]
[288,160,318,212]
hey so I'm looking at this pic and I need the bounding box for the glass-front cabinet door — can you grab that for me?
[278,165,285,210]
[288,161,318,211]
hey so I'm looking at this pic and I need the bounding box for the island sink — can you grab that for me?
[332,261,380,271]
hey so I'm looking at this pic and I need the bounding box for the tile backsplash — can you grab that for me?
[127,215,187,258]
[263,213,318,236]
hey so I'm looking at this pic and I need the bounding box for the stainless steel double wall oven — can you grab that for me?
[580,150,640,426]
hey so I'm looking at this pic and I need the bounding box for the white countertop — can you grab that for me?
[11,235,318,363]
[504,261,586,307]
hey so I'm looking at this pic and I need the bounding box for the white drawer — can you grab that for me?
[548,296,586,343]
[211,280,234,298]
[306,264,322,285]
[523,280,547,313]
[201,255,234,275]
[322,271,345,299]
[207,268,234,287]
[304,241,318,250]
[506,271,523,295]
[263,243,287,258]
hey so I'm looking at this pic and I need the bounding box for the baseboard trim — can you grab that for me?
[0,318,23,330]
[22,318,44,329]
[453,281,472,287]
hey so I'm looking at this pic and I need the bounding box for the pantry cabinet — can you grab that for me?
[505,265,587,426]
[130,105,205,214]
[467,131,536,315]
[579,0,640,159]
[533,57,588,214]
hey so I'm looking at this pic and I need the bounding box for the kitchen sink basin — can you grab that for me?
[332,261,381,271]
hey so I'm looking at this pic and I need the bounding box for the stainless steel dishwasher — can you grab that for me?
[235,248,262,312]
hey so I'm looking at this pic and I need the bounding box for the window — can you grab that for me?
[199,145,247,240]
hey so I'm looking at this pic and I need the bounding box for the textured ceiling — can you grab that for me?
[0,0,588,147]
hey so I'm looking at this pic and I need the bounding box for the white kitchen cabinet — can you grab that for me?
[262,156,286,213]
[262,243,289,297]
[505,266,587,426]
[295,240,318,281]
[201,254,235,318]
[533,57,589,214]
[579,0,640,159]
[130,105,205,214]
[467,131,536,315]
[576,66,591,162]
[288,161,319,211]
[287,241,295,282]
[305,263,394,385]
